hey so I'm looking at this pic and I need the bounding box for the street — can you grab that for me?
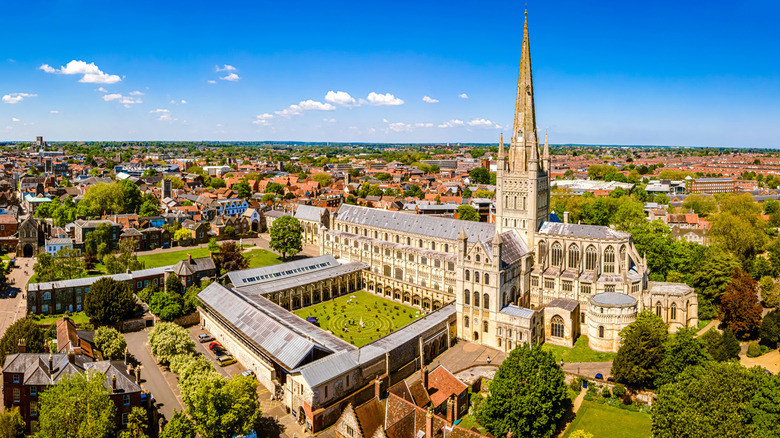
[0,256,35,336]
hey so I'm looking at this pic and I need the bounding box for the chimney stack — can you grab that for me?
[67,350,75,365]
[187,253,192,264]
[48,353,53,371]
[446,396,455,427]
[112,374,117,392]
[17,338,26,354]
[425,408,434,438]
[374,376,382,399]
[421,366,428,389]
[135,365,141,384]
[563,211,570,224]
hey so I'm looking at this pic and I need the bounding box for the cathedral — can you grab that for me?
[321,12,698,353]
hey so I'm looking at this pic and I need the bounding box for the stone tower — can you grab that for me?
[496,11,550,245]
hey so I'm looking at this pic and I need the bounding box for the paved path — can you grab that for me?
[124,330,184,422]
[696,319,720,337]
[740,348,780,374]
[0,256,34,336]
[563,362,613,379]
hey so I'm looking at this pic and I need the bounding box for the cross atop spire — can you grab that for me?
[508,10,539,172]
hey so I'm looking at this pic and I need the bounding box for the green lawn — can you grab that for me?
[698,319,712,330]
[563,400,651,438]
[33,312,91,325]
[542,336,617,363]
[455,415,488,434]
[244,249,283,268]
[293,290,421,347]
[137,247,214,268]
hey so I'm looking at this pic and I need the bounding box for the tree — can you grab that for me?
[174,228,191,242]
[759,309,780,349]
[94,326,127,360]
[81,182,126,216]
[311,173,332,187]
[148,322,195,364]
[760,276,780,308]
[462,186,472,198]
[265,182,284,195]
[402,184,424,199]
[149,291,186,321]
[468,167,491,184]
[0,317,45,365]
[84,223,112,260]
[84,277,137,325]
[118,407,148,438]
[183,374,261,438]
[166,274,184,294]
[690,250,741,319]
[118,179,143,214]
[475,344,567,438]
[223,225,236,237]
[216,241,248,273]
[232,181,251,199]
[655,327,712,387]
[208,238,219,254]
[764,198,780,215]
[160,411,196,438]
[269,216,302,261]
[682,194,718,216]
[456,205,480,222]
[652,361,768,438]
[37,371,116,438]
[612,310,668,389]
[0,406,24,438]
[720,270,763,339]
[374,172,391,181]
[138,198,160,217]
[746,373,780,436]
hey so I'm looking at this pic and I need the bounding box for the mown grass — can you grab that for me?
[563,400,651,438]
[542,336,617,363]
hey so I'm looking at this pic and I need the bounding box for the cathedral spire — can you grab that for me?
[509,10,538,171]
[543,131,550,158]
[498,132,504,159]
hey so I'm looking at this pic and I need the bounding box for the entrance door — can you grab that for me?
[23,244,33,258]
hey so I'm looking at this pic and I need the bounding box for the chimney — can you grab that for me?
[374,376,382,399]
[421,366,428,389]
[563,211,570,224]
[135,366,141,384]
[446,396,455,427]
[17,338,26,353]
[68,350,75,364]
[187,253,192,264]
[112,374,117,392]
[48,353,53,371]
[425,408,434,438]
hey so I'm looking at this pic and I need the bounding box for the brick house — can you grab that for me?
[0,214,18,253]
[170,254,217,290]
[181,220,210,244]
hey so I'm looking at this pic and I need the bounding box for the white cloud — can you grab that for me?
[252,113,274,126]
[169,99,187,105]
[387,122,412,132]
[414,123,434,128]
[207,80,216,84]
[129,90,144,96]
[220,72,240,82]
[365,92,404,106]
[467,118,501,128]
[150,108,174,121]
[102,93,123,101]
[2,93,36,104]
[97,87,107,92]
[323,118,336,123]
[438,119,465,128]
[11,117,20,122]
[459,93,469,99]
[216,64,237,72]
[40,60,121,84]
[325,91,357,106]
[102,93,142,108]
[275,100,335,117]
[50,110,59,114]
[180,100,187,104]
[422,96,438,104]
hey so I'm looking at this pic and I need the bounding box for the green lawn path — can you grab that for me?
[542,336,616,363]
[33,312,91,325]
[563,400,651,438]
[294,291,421,347]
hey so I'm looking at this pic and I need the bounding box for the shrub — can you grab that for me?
[602,387,611,398]
[746,342,762,358]
[569,379,581,392]
[612,383,626,398]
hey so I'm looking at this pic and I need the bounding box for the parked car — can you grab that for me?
[213,347,229,357]
[198,334,214,343]
[595,373,604,380]
[217,355,237,367]
[241,369,255,378]
[208,342,222,350]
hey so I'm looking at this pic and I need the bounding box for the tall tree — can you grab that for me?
[166,274,184,295]
[746,373,780,436]
[94,326,127,360]
[0,317,45,365]
[37,372,116,438]
[475,344,567,438]
[147,322,195,364]
[690,250,741,319]
[84,277,137,325]
[720,270,763,339]
[84,223,112,260]
[216,241,248,273]
[456,205,480,222]
[468,167,491,184]
[269,216,302,261]
[655,327,712,387]
[183,374,261,438]
[160,411,196,438]
[612,310,668,389]
[118,407,149,438]
[759,309,780,349]
[0,406,24,438]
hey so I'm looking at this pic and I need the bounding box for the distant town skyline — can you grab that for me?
[1,0,778,147]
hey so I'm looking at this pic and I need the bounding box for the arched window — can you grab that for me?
[483,320,489,333]
[464,316,469,328]
[473,292,480,308]
[475,272,480,283]
[656,302,662,317]
[568,244,580,269]
[538,241,547,264]
[670,303,677,321]
[551,315,564,338]
[465,270,470,281]
[464,289,470,305]
[585,246,597,270]
[419,239,423,248]
[431,242,436,250]
[498,338,502,347]
[483,294,489,310]
[620,246,627,272]
[598,326,605,338]
[551,242,563,267]
[444,244,449,252]
[43,292,51,300]
[476,254,481,263]
[603,246,615,273]
[484,274,489,285]
[407,237,411,245]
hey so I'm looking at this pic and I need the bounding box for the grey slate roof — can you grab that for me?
[545,298,580,312]
[590,292,637,307]
[233,260,367,295]
[538,222,629,240]
[336,204,496,243]
[647,282,694,296]
[499,304,536,319]
[228,255,339,288]
[2,354,140,394]
[45,238,73,246]
[294,205,326,222]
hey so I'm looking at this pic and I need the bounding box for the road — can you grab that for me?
[0,256,35,337]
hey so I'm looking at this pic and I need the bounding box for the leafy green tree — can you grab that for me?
[374,172,391,181]
[183,374,261,438]
[468,167,491,184]
[260,193,275,203]
[37,371,116,438]
[475,344,567,438]
[118,179,143,214]
[0,317,45,369]
[148,322,195,364]
[652,361,767,438]
[232,181,251,198]
[759,309,780,349]
[612,310,668,389]
[402,184,424,199]
[118,407,149,438]
[462,186,472,198]
[81,182,125,216]
[0,406,24,438]
[690,250,741,319]
[311,173,332,187]
[720,270,763,339]
[160,411,196,438]
[764,198,780,215]
[269,216,302,261]
[345,194,357,205]
[84,277,137,325]
[265,182,284,195]
[655,327,712,387]
[612,199,646,231]
[682,194,718,216]
[746,373,780,436]
[138,198,160,217]
[94,326,127,360]
[456,205,480,222]
[760,276,780,308]
[166,274,183,295]
[174,228,191,242]
[84,223,112,259]
[223,225,236,237]
[208,238,219,254]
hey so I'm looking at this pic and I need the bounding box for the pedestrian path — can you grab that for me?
[695,319,720,337]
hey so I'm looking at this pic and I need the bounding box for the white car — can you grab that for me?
[198,334,215,343]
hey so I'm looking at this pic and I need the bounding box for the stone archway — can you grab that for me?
[251,220,259,232]
[23,244,33,258]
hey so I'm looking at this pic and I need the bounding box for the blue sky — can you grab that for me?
[1,0,779,146]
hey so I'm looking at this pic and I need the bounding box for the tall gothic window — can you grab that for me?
[473,292,480,308]
[484,274,489,285]
[598,326,605,338]
[568,244,579,269]
[585,246,597,270]
[656,302,662,317]
[464,289,470,305]
[464,316,469,328]
[538,241,547,265]
[475,272,480,283]
[603,246,615,273]
[551,242,563,267]
[551,316,564,338]
[483,294,489,310]
[483,320,488,333]
[670,303,677,321]
[620,246,627,272]
[465,270,470,281]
